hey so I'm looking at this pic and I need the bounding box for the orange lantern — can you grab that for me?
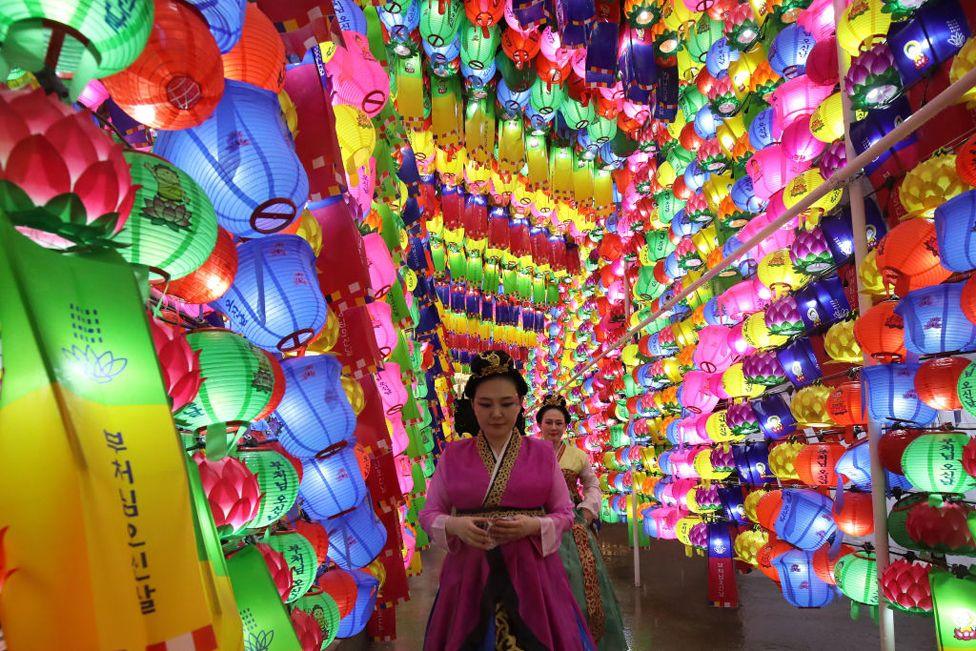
[756,490,784,530]
[162,227,238,304]
[914,356,969,411]
[101,0,224,130]
[962,274,976,325]
[317,568,357,618]
[826,381,865,426]
[834,492,874,537]
[875,219,951,296]
[222,4,286,92]
[853,301,906,363]
[813,543,855,585]
[795,443,845,487]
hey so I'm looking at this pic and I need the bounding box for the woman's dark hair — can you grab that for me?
[454,350,529,436]
[535,394,572,425]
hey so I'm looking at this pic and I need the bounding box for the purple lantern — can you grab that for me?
[764,295,806,336]
[812,274,852,324]
[776,338,823,388]
[725,401,761,435]
[733,442,772,487]
[820,199,886,265]
[742,350,787,387]
[752,393,797,441]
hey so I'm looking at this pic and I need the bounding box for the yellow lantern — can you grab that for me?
[837,0,891,56]
[307,310,340,354]
[673,319,699,348]
[898,152,967,219]
[294,209,323,255]
[676,515,704,547]
[341,373,366,415]
[722,362,765,399]
[703,173,735,212]
[729,44,766,97]
[950,38,976,106]
[743,311,788,350]
[695,445,732,480]
[333,104,376,172]
[757,249,810,295]
[716,115,747,158]
[743,489,769,524]
[706,410,737,442]
[663,0,698,34]
[783,168,844,217]
[858,248,891,297]
[663,357,683,384]
[824,320,863,363]
[657,159,677,186]
[676,47,701,81]
[734,529,768,566]
[768,441,806,481]
[621,344,640,367]
[789,384,836,427]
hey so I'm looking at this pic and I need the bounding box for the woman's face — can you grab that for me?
[472,377,523,439]
[539,408,567,443]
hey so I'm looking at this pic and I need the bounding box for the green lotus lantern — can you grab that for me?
[266,532,318,603]
[529,78,566,116]
[685,15,724,63]
[835,552,879,614]
[113,152,217,281]
[0,0,153,97]
[419,0,462,47]
[239,449,301,529]
[294,592,342,647]
[902,433,976,495]
[460,21,498,70]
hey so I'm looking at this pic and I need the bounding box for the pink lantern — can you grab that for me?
[539,27,573,65]
[694,325,735,373]
[366,301,397,358]
[728,322,756,357]
[375,362,408,415]
[362,232,397,299]
[77,79,110,110]
[681,371,721,414]
[670,447,705,479]
[346,158,376,219]
[647,506,685,539]
[662,479,698,508]
[805,39,839,86]
[327,31,390,117]
[718,277,773,323]
[782,116,826,163]
[389,412,410,456]
[797,0,836,42]
[770,76,834,131]
[747,145,808,200]
[677,416,711,445]
[708,373,730,400]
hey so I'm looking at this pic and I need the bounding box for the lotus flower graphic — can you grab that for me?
[244,629,275,651]
[61,345,127,384]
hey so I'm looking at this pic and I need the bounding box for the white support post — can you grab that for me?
[622,260,642,588]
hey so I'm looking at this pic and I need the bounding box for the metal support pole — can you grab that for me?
[622,260,642,588]
[831,2,895,647]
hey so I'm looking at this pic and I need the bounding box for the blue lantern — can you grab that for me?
[748,108,778,150]
[773,548,836,608]
[323,496,388,570]
[889,0,972,87]
[671,209,704,237]
[703,298,722,325]
[896,282,976,354]
[267,355,356,459]
[424,34,462,64]
[934,190,976,271]
[185,0,246,53]
[154,81,310,237]
[496,78,530,116]
[336,569,379,638]
[777,338,823,388]
[657,452,674,477]
[378,0,421,45]
[301,447,367,520]
[861,363,938,426]
[733,442,772,486]
[774,489,837,551]
[813,275,852,324]
[731,175,767,213]
[752,393,797,441]
[768,24,816,79]
[850,97,919,176]
[719,486,749,525]
[694,105,720,139]
[820,199,886,264]
[665,419,681,445]
[705,37,740,78]
[794,285,829,331]
[836,440,872,491]
[334,0,368,34]
[213,235,328,351]
[683,161,709,194]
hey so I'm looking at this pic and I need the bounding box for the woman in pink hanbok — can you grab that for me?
[420,350,596,651]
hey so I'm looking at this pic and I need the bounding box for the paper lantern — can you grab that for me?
[317,569,358,619]
[834,492,874,537]
[789,384,835,428]
[291,608,324,651]
[335,569,379,638]
[773,547,836,608]
[757,249,810,297]
[902,433,976,495]
[301,448,366,520]
[774,489,837,551]
[844,42,902,111]
[777,338,823,388]
[964,274,976,325]
[0,0,152,96]
[149,317,202,413]
[185,0,246,53]
[900,152,967,220]
[914,356,966,413]
[693,325,735,373]
[934,189,976,272]
[114,151,217,280]
[837,0,891,56]
[266,531,317,603]
[769,441,805,481]
[153,80,309,237]
[722,362,764,399]
[164,227,237,303]
[853,301,906,363]
[221,4,285,92]
[795,443,845,487]
[834,552,879,606]
[754,394,797,441]
[966,436,976,478]
[734,441,773,486]
[324,497,388,571]
[862,363,938,427]
[823,320,862,363]
[175,329,277,431]
[881,559,933,615]
[293,591,341,647]
[897,282,976,355]
[812,543,854,587]
[905,499,976,555]
[769,76,834,132]
[256,541,294,602]
[328,32,391,117]
[768,23,816,79]
[239,448,301,529]
[0,88,136,249]
[214,235,328,352]
[879,429,926,476]
[193,452,261,531]
[101,0,224,130]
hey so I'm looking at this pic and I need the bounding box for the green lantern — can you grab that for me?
[532,269,546,304]
[0,0,153,98]
[293,592,341,647]
[902,434,976,495]
[634,265,664,300]
[834,552,879,610]
[419,0,462,47]
[654,190,686,224]
[560,97,596,131]
[227,545,301,649]
[496,51,536,92]
[529,78,566,116]
[174,330,276,432]
[685,16,724,63]
[410,461,427,494]
[266,532,318,603]
[887,492,929,550]
[239,449,301,530]
[460,21,498,70]
[931,568,976,650]
[114,152,217,281]
[421,454,435,478]
[679,86,707,123]
[645,229,677,261]
[666,146,695,176]
[465,249,484,284]
[587,114,617,145]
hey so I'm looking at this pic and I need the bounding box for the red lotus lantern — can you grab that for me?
[149,317,202,412]
[101,0,224,130]
[318,569,357,618]
[878,429,926,475]
[826,381,865,426]
[163,227,238,304]
[193,452,261,530]
[0,88,135,250]
[875,219,951,296]
[291,608,325,651]
[853,301,906,362]
[834,492,873,537]
[915,356,968,411]
[222,4,286,92]
[257,542,294,602]
[880,559,933,614]
[795,443,845,487]
[905,499,976,554]
[964,437,976,478]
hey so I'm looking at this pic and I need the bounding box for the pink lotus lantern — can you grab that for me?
[770,76,834,131]
[782,116,826,163]
[363,232,397,299]
[747,145,808,200]
[327,31,390,117]
[694,325,736,373]
[193,452,262,531]
[819,141,847,178]
[149,317,203,412]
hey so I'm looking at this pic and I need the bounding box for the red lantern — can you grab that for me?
[256,542,294,602]
[148,317,202,412]
[101,0,224,130]
[826,381,865,426]
[962,274,976,325]
[756,538,792,582]
[914,356,969,411]
[680,122,705,152]
[222,4,286,92]
[795,443,845,487]
[965,436,976,478]
[163,227,238,304]
[881,559,933,614]
[905,500,976,554]
[878,429,926,475]
[193,452,261,530]
[812,543,855,585]
[805,38,839,87]
[853,301,906,363]
[501,28,542,69]
[834,492,874,537]
[464,0,504,36]
[756,490,784,530]
[875,219,951,296]
[290,608,325,651]
[318,568,357,618]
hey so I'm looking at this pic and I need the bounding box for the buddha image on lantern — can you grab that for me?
[953,608,976,641]
[141,163,193,232]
